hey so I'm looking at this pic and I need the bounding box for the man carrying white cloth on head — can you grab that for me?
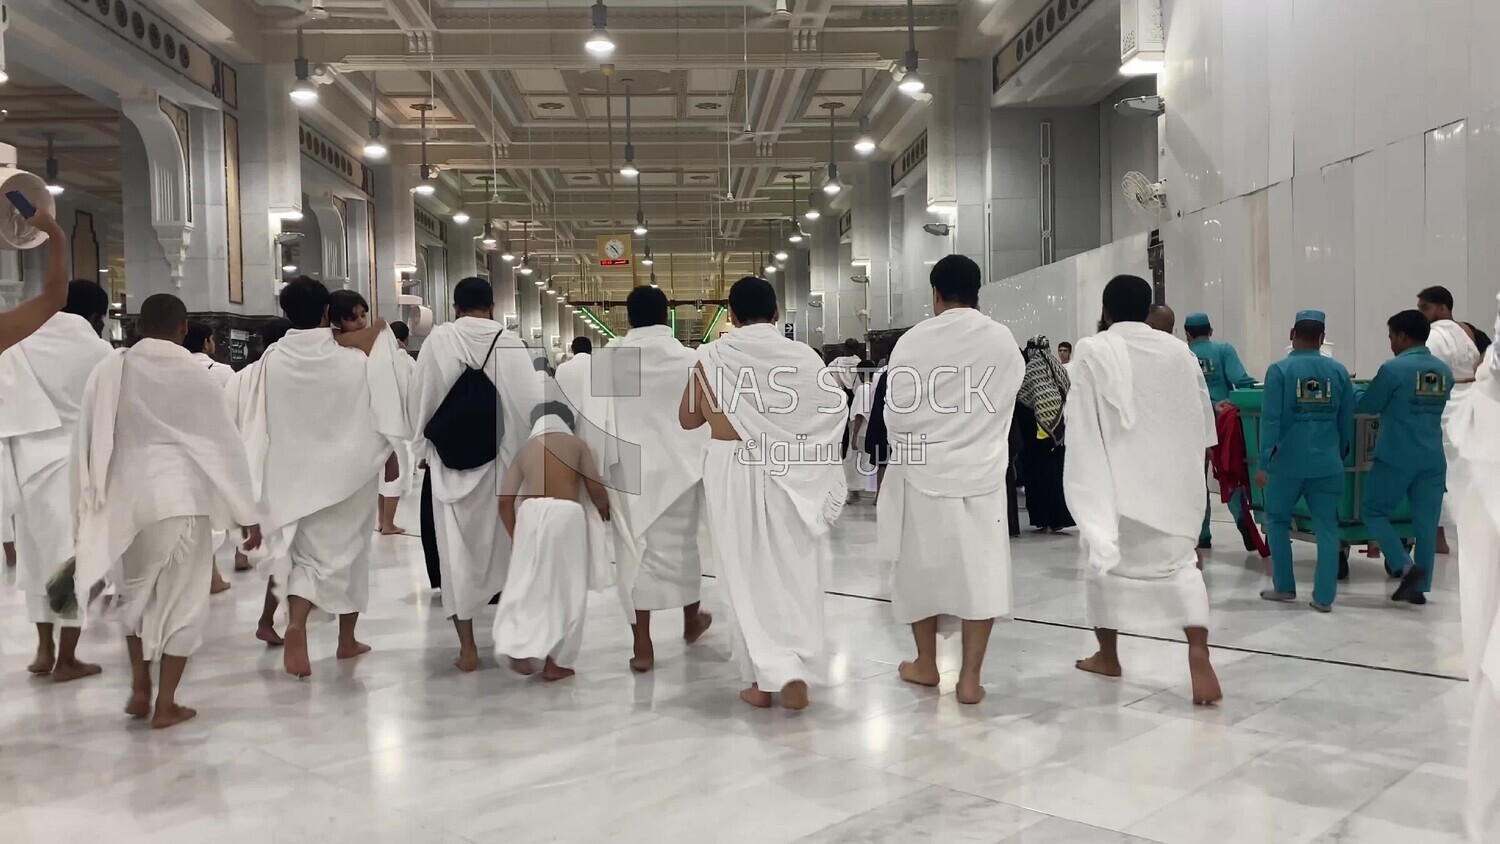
[0,280,113,681]
[1064,275,1223,706]
[408,277,544,672]
[73,294,262,729]
[595,285,713,672]
[680,277,846,711]
[239,277,410,679]
[1418,285,1483,556]
[879,255,1023,705]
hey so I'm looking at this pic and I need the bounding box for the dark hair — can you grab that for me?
[328,289,369,326]
[930,254,981,306]
[1466,322,1492,357]
[1389,309,1431,344]
[843,338,861,354]
[1185,324,1212,340]
[1292,320,1325,343]
[1102,275,1152,323]
[280,276,331,329]
[1418,286,1455,310]
[571,336,592,355]
[259,317,293,347]
[626,285,669,328]
[453,276,494,313]
[183,322,214,354]
[390,320,410,343]
[728,276,778,324]
[1056,341,1072,353]
[530,400,575,430]
[63,279,110,321]
[136,293,188,338]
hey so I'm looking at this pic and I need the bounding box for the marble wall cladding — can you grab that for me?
[980,232,1150,345]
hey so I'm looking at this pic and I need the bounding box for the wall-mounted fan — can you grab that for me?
[1122,171,1167,218]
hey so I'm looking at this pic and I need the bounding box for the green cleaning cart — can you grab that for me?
[1228,386,1416,578]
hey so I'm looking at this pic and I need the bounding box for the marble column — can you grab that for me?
[237,64,302,317]
[372,164,417,323]
[853,159,893,331]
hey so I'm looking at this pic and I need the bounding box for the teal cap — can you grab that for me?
[1295,309,1326,324]
[1183,312,1210,329]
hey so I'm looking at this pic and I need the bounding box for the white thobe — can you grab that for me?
[847,380,878,494]
[73,339,259,657]
[697,324,846,689]
[379,350,418,498]
[595,325,710,616]
[1063,322,1217,634]
[408,317,544,622]
[879,308,1024,625]
[242,328,410,614]
[192,351,235,389]
[0,313,112,624]
[1430,318,1483,528]
[553,350,610,475]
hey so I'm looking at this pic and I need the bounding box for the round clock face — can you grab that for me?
[605,239,625,259]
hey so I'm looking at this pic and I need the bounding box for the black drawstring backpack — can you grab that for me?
[424,330,505,470]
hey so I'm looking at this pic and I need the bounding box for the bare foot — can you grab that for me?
[210,571,231,594]
[1189,647,1223,706]
[542,657,575,681]
[1437,528,1451,555]
[379,526,406,536]
[629,651,654,673]
[151,704,198,729]
[234,551,252,572]
[28,650,55,675]
[955,676,987,705]
[1075,652,1123,677]
[898,660,941,687]
[124,689,151,718]
[283,626,311,678]
[255,626,284,647]
[455,649,480,672]
[780,680,810,710]
[50,659,102,683]
[683,612,713,644]
[739,685,773,708]
[3,542,14,567]
[509,657,537,676]
[335,640,372,660]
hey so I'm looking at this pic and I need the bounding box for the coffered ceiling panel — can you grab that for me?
[581,96,678,119]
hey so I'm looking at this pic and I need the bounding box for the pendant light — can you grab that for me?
[500,223,516,262]
[898,0,924,95]
[763,224,779,274]
[853,116,877,154]
[620,78,639,178]
[518,222,534,276]
[820,102,844,196]
[586,1,615,57]
[290,29,319,106]
[363,73,387,159]
[642,245,654,266]
[412,102,437,196]
[44,134,63,196]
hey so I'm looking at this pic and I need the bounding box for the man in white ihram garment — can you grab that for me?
[827,338,865,504]
[0,280,112,681]
[408,277,543,672]
[880,255,1023,705]
[594,285,713,672]
[73,293,262,729]
[239,277,410,679]
[1446,292,1500,843]
[680,276,846,710]
[1418,285,1482,556]
[377,320,418,536]
[1065,274,1223,706]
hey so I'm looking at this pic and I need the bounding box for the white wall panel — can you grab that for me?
[1263,181,1296,374]
[1196,206,1230,345]
[1162,210,1206,322]
[1470,0,1500,117]
[1355,0,1418,156]
[1265,0,1295,185]
[1240,189,1275,376]
[1467,109,1500,328]
[1292,0,1356,176]
[1426,0,1471,134]
[1425,120,1469,315]
[1322,160,1358,370]
[979,232,1148,344]
[1219,0,1270,198]
[1161,0,1222,214]
[1213,195,1248,355]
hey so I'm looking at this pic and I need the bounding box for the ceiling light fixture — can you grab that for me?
[518,221,533,274]
[642,247,654,266]
[620,79,639,178]
[853,116,877,154]
[453,208,471,225]
[282,264,298,273]
[290,29,319,106]
[821,102,844,196]
[43,134,63,196]
[634,211,648,237]
[585,1,615,57]
[898,0,925,95]
[412,102,438,196]
[363,73,387,159]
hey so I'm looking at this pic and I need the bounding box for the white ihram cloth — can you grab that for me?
[697,324,846,688]
[595,325,710,616]
[409,317,544,621]
[192,351,235,389]
[1429,318,1483,528]
[878,308,1023,625]
[829,354,862,392]
[72,339,258,634]
[0,313,112,624]
[1063,322,1217,634]
[379,351,418,498]
[1446,297,1500,843]
[0,441,12,544]
[491,416,613,666]
[846,381,878,494]
[241,327,410,614]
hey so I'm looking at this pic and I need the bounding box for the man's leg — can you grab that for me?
[899,616,941,687]
[1229,488,1257,550]
[124,635,151,718]
[453,617,480,672]
[3,541,15,567]
[51,625,101,682]
[1184,626,1222,705]
[1200,461,1215,548]
[1395,466,1447,603]
[210,564,230,594]
[151,655,195,729]
[29,622,55,674]
[256,581,283,646]
[282,595,314,678]
[1076,628,1122,677]
[1304,474,1345,609]
[336,612,370,659]
[682,601,712,643]
[957,618,994,705]
[630,611,654,672]
[1364,461,1413,579]
[1262,474,1299,599]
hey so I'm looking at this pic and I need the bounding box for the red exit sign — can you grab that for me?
[599,259,631,266]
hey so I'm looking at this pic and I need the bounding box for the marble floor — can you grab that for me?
[0,499,1470,843]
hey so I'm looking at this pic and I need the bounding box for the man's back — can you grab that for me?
[9,313,112,431]
[1262,351,1353,478]
[511,433,593,502]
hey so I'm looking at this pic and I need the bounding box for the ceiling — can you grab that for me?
[0,64,123,201]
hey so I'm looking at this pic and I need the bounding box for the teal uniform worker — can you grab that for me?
[1185,313,1259,549]
[1356,309,1453,606]
[1256,310,1355,611]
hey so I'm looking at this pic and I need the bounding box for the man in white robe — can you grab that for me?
[0,280,112,680]
[73,293,261,729]
[880,255,1024,705]
[184,323,234,388]
[378,320,417,536]
[595,285,712,672]
[1418,285,1483,555]
[829,339,865,504]
[408,277,544,672]
[1064,275,1223,706]
[681,276,846,710]
[241,277,410,679]
[1447,293,1500,843]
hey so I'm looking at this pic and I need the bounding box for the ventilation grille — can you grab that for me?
[992,0,1095,95]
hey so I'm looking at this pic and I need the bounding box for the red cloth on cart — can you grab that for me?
[1213,403,1271,558]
